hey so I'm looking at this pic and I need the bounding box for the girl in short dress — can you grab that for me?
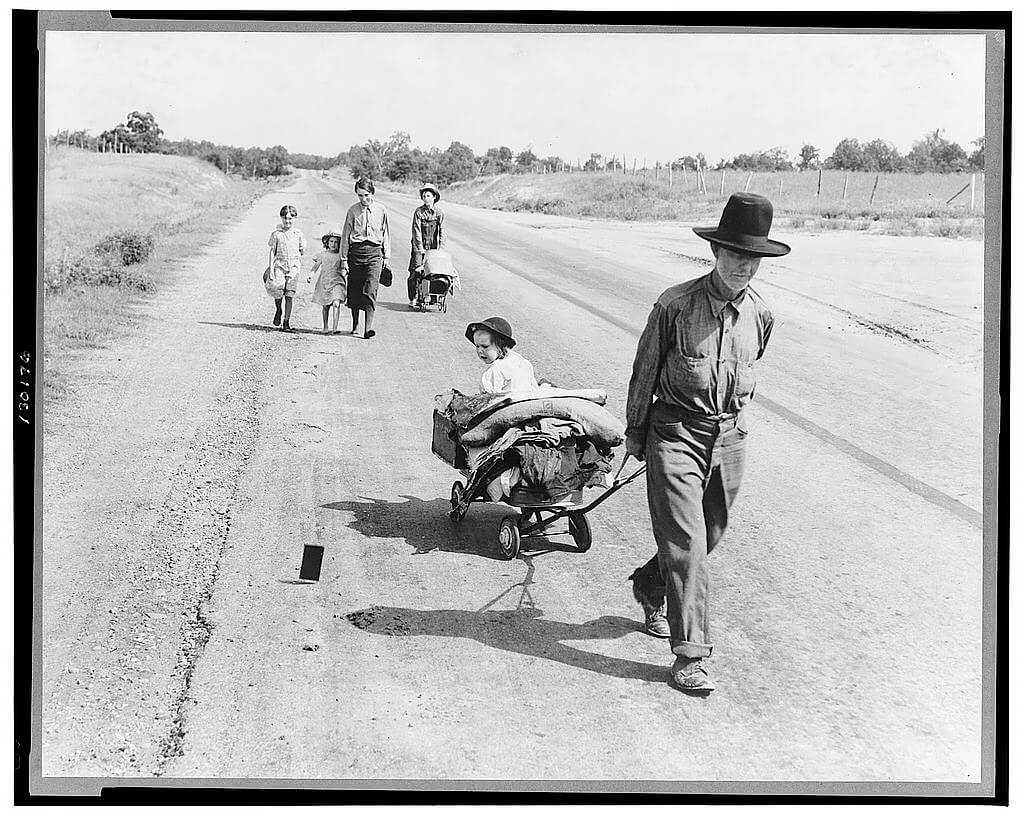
[308,231,346,334]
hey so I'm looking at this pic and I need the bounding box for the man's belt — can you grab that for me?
[655,402,739,425]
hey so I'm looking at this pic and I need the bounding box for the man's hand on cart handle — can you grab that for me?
[625,432,646,462]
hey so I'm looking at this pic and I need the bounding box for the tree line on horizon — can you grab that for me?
[52,112,985,185]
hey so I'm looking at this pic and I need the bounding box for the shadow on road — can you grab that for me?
[376,302,421,313]
[199,321,349,337]
[320,495,581,561]
[341,604,664,683]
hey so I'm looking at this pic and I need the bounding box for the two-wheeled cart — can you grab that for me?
[448,456,646,561]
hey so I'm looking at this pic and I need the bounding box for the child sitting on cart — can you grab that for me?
[466,316,551,393]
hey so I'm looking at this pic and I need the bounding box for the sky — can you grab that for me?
[44,28,988,165]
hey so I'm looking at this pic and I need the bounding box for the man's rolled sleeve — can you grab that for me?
[626,302,671,441]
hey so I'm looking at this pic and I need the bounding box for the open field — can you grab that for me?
[439,169,985,238]
[42,147,268,409]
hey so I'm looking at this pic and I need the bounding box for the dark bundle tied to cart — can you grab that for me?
[432,388,646,560]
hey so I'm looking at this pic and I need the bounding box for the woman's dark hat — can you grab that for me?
[419,183,441,202]
[465,316,515,347]
[693,192,791,257]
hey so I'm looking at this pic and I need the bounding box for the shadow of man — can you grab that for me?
[341,603,665,683]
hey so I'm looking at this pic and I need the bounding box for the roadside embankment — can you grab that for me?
[42,147,271,410]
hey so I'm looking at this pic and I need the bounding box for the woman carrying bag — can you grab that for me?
[339,177,391,339]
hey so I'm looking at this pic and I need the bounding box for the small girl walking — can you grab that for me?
[308,231,347,334]
[264,204,306,331]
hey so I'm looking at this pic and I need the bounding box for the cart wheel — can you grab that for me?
[568,512,592,551]
[497,515,521,560]
[449,481,467,523]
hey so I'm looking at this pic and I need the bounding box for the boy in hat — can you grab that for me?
[408,183,447,306]
[624,192,790,694]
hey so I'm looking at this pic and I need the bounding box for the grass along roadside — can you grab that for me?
[43,147,271,415]
[439,169,984,238]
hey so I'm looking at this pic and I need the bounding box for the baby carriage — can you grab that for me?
[413,248,459,313]
[432,388,645,560]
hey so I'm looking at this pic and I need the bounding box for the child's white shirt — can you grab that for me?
[480,350,539,393]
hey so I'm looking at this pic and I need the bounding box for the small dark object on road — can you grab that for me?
[299,544,324,581]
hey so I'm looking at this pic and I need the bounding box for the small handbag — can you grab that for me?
[380,264,393,287]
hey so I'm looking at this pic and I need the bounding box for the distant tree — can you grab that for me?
[346,143,381,179]
[826,138,866,171]
[721,147,792,172]
[540,155,564,172]
[798,144,820,170]
[99,124,132,151]
[583,152,604,171]
[861,138,904,172]
[479,146,515,175]
[515,148,538,172]
[969,136,985,170]
[383,147,432,182]
[436,141,477,184]
[125,111,163,152]
[906,129,968,173]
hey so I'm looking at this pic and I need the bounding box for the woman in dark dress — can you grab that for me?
[339,178,391,339]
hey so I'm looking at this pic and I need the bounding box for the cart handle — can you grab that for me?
[570,455,647,516]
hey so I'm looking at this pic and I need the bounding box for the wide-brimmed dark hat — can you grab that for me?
[465,316,515,347]
[693,193,790,257]
[419,183,441,202]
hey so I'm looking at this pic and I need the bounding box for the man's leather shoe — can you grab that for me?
[670,656,715,694]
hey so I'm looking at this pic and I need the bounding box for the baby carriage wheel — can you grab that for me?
[568,512,592,551]
[497,515,521,560]
[449,481,467,523]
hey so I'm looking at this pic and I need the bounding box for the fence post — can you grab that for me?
[816,168,822,196]
[869,174,880,205]
[779,177,783,196]
[744,172,752,192]
[632,158,637,176]
[721,169,725,195]
[970,173,976,211]
[669,163,673,187]
[945,180,971,205]
[842,173,849,202]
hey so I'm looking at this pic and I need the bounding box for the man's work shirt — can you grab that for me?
[626,272,774,440]
[340,201,391,261]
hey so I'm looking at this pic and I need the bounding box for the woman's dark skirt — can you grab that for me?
[346,242,383,311]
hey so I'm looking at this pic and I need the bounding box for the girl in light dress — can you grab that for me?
[465,316,546,393]
[308,232,347,334]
